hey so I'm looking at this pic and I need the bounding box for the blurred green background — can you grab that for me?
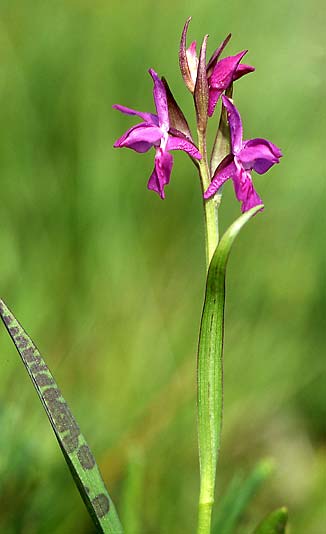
[0,1,325,533]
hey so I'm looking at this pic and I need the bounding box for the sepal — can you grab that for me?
[161,76,193,139]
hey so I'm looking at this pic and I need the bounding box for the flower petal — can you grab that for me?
[112,104,159,125]
[221,95,243,153]
[209,50,247,89]
[114,123,162,153]
[233,63,255,81]
[147,148,173,199]
[166,133,202,159]
[204,154,236,199]
[207,51,247,116]
[186,41,198,87]
[239,138,282,174]
[232,171,264,213]
[206,33,232,75]
[207,87,224,117]
[149,69,169,129]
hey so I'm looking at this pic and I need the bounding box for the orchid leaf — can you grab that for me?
[0,299,123,534]
[213,459,274,534]
[197,205,263,530]
[253,507,288,534]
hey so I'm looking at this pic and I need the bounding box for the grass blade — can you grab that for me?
[0,298,123,534]
[213,459,274,534]
[253,507,288,534]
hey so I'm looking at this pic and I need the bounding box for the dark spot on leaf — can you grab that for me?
[10,326,19,336]
[77,444,96,470]
[16,335,28,348]
[30,360,48,374]
[63,424,80,453]
[91,494,110,518]
[43,387,60,401]
[43,388,80,453]
[22,348,36,363]
[3,314,12,326]
[34,373,54,387]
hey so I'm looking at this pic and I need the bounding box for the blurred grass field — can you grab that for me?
[0,1,325,533]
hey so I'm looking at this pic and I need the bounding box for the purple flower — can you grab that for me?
[204,96,282,212]
[207,44,255,117]
[113,69,202,199]
[179,18,254,117]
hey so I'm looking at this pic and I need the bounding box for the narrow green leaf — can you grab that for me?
[0,299,123,534]
[121,448,144,534]
[197,205,263,531]
[213,459,274,534]
[253,507,288,534]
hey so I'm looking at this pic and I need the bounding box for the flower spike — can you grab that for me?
[179,20,255,116]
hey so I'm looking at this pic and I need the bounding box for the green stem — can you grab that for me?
[198,502,214,534]
[197,130,219,267]
[196,127,220,534]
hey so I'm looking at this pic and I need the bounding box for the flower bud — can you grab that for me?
[179,17,197,93]
[194,35,209,133]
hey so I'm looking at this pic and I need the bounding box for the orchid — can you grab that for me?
[179,18,255,117]
[204,95,282,212]
[113,69,201,199]
[112,21,283,534]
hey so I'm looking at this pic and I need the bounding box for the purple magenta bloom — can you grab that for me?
[204,96,282,212]
[207,49,255,117]
[113,69,201,199]
[179,19,254,117]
